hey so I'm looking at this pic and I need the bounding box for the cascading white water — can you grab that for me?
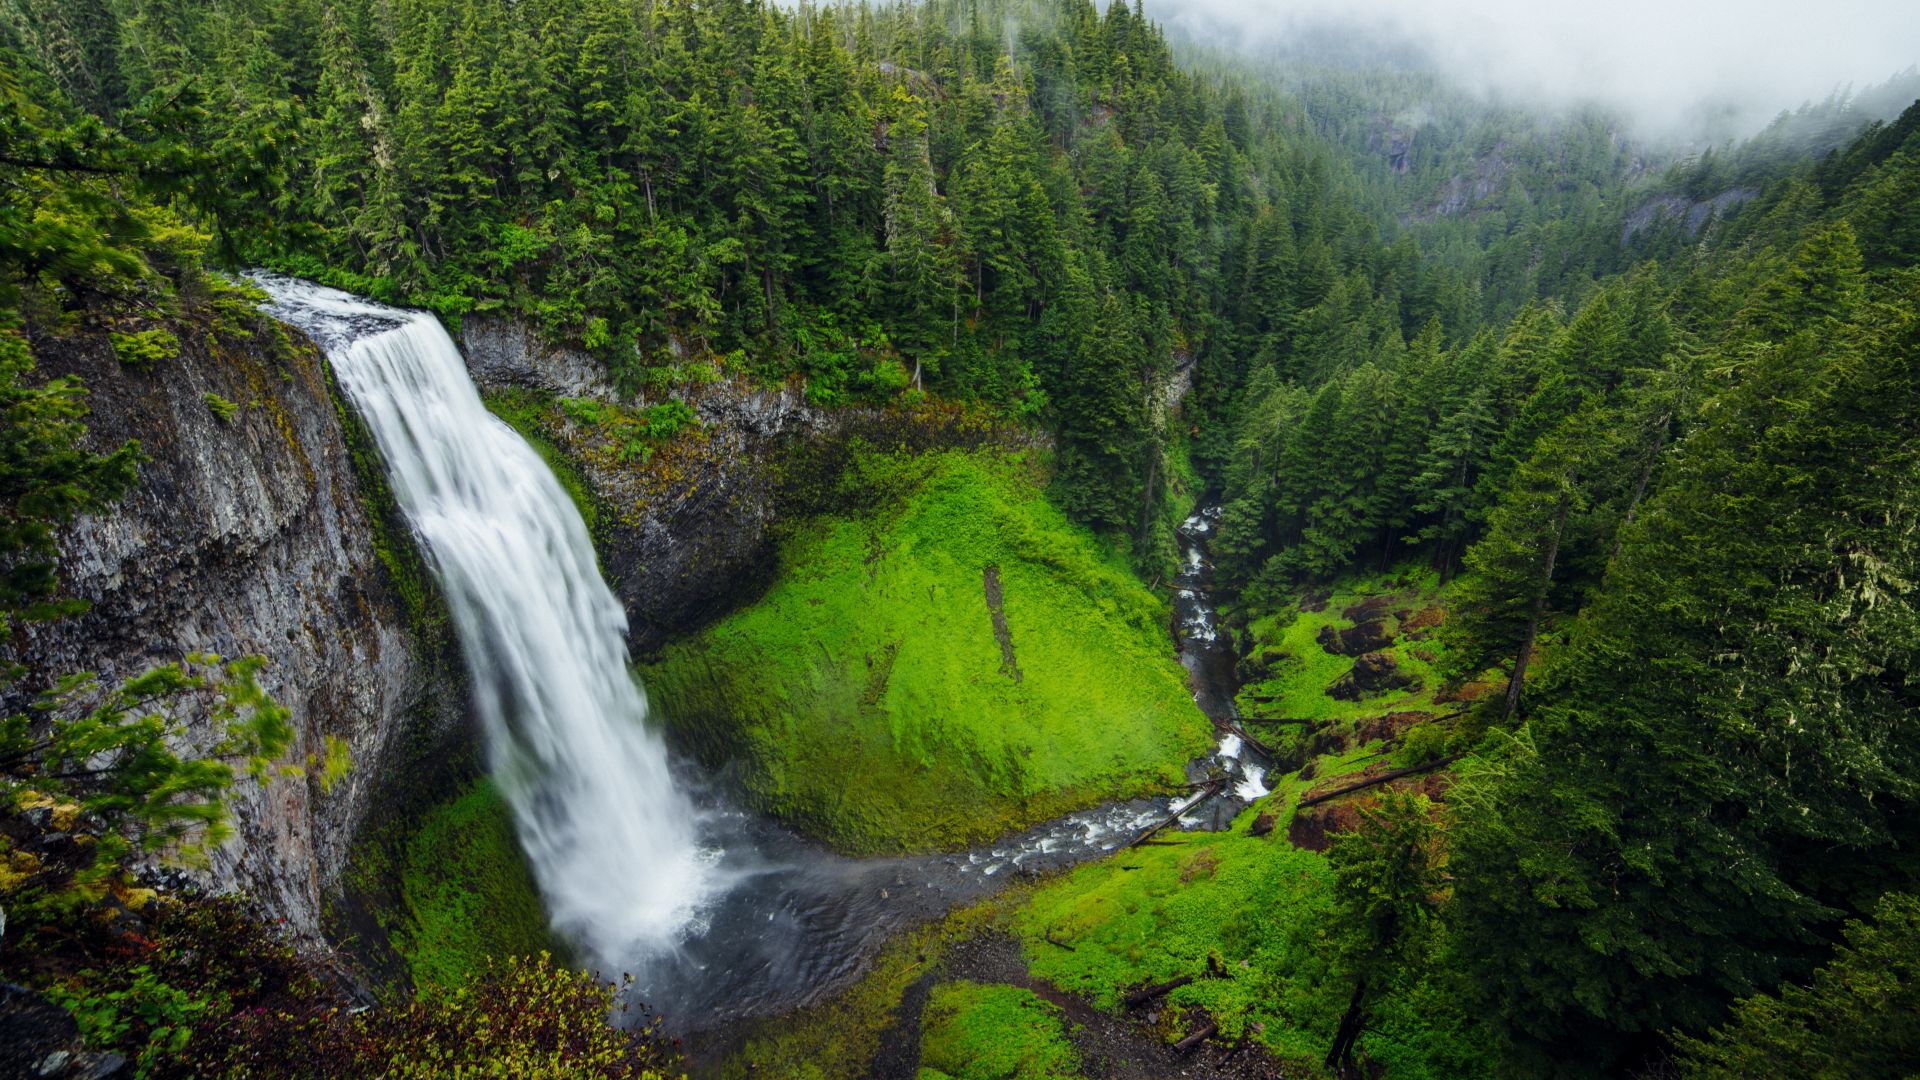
[256,277,715,970]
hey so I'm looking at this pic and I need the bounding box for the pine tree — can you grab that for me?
[1449,276,1920,1071]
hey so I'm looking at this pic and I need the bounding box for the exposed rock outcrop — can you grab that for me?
[460,318,1045,653]
[1316,617,1395,657]
[462,318,621,401]
[1328,651,1415,701]
[1621,188,1757,246]
[6,314,463,940]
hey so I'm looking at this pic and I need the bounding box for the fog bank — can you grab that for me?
[1145,0,1920,139]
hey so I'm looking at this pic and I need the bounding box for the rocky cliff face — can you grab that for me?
[6,312,462,940]
[1621,188,1757,246]
[461,318,1041,653]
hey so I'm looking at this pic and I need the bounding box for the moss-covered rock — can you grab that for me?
[642,450,1211,854]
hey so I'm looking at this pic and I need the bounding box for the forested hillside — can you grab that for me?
[3,0,1919,1075]
[9,0,1532,577]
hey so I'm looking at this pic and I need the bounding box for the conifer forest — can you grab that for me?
[1,0,1917,1075]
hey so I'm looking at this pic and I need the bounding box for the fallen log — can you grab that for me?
[1224,719,1275,758]
[1122,974,1195,1008]
[1295,754,1464,809]
[1175,1022,1218,1053]
[1128,779,1225,848]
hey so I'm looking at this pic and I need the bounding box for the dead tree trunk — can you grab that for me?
[1325,978,1368,1071]
[1128,779,1224,847]
[1175,1022,1218,1053]
[1122,974,1195,1007]
[1295,755,1462,809]
[1503,493,1570,725]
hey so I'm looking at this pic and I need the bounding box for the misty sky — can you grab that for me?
[1145,0,1920,137]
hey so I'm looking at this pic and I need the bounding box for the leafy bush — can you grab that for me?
[636,399,697,440]
[47,965,213,1075]
[203,392,239,421]
[111,329,181,369]
[559,395,701,464]
[178,950,677,1079]
[19,895,678,1080]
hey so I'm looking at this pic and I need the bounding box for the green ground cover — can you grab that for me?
[1233,566,1456,727]
[917,981,1084,1080]
[1012,755,1357,1063]
[394,780,553,995]
[728,739,1484,1078]
[642,449,1212,853]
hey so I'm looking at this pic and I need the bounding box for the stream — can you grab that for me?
[258,278,1261,1042]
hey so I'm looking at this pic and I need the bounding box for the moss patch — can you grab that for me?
[1016,744,1483,1076]
[395,779,553,995]
[337,769,556,999]
[918,981,1083,1080]
[1012,765,1348,1063]
[1233,567,1451,723]
[642,449,1211,854]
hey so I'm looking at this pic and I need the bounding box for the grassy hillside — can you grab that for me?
[642,449,1211,853]
[1011,753,1484,1077]
[919,981,1084,1080]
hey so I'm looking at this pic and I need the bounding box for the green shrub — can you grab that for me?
[24,897,676,1080]
[203,393,240,422]
[47,965,213,1075]
[111,329,180,369]
[1394,722,1450,766]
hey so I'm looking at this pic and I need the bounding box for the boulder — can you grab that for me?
[1317,617,1395,656]
[1329,651,1416,700]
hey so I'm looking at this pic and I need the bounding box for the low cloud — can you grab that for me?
[1146,0,1920,139]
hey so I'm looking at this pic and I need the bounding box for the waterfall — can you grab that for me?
[257,277,715,970]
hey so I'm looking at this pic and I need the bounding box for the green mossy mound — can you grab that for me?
[395,780,553,995]
[643,449,1210,854]
[918,981,1083,1080]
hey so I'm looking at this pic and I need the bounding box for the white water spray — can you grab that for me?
[257,278,715,970]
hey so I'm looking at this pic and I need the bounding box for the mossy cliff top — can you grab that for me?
[642,449,1212,855]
